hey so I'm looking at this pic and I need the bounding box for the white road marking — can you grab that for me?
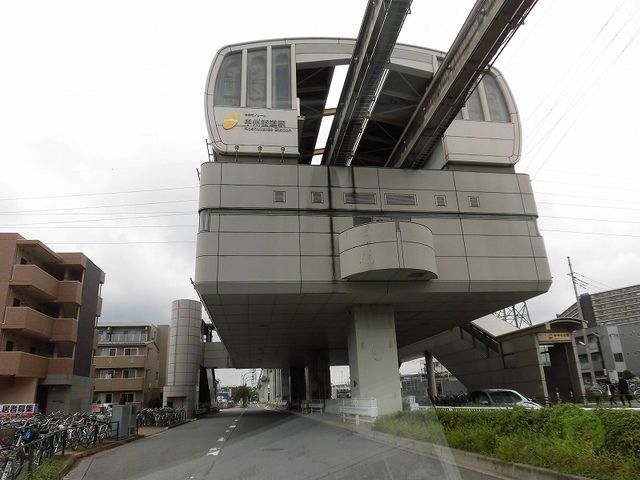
[207,447,220,457]
[229,425,236,429]
[225,429,230,433]
[217,437,225,442]
[234,419,239,422]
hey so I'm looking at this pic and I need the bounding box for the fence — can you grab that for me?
[0,420,118,480]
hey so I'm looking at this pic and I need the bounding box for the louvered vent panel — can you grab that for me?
[385,193,417,206]
[344,192,377,205]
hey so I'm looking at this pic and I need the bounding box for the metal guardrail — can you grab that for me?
[0,420,118,480]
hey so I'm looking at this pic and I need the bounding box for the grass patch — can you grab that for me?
[373,405,640,480]
[17,454,70,480]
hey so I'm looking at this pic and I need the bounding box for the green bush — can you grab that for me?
[373,406,640,480]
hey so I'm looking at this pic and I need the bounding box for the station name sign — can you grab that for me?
[537,332,572,344]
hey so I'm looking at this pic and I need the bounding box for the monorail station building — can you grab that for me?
[193,2,550,414]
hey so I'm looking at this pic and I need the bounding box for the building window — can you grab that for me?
[214,52,242,106]
[99,369,116,379]
[199,211,211,233]
[5,341,14,352]
[469,196,480,208]
[124,348,138,356]
[502,341,515,369]
[434,195,447,207]
[122,369,137,379]
[272,47,291,109]
[120,392,135,403]
[614,353,624,362]
[247,49,267,108]
[104,393,112,404]
[101,348,116,357]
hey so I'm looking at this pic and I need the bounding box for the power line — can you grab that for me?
[0,186,198,202]
[540,215,640,225]
[0,199,198,215]
[537,201,640,212]
[540,229,640,238]
[4,224,198,229]
[0,212,194,227]
[44,241,197,245]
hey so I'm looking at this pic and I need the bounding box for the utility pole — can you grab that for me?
[568,256,595,388]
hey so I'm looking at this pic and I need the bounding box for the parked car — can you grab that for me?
[467,389,542,409]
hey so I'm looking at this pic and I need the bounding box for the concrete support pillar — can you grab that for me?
[281,368,290,402]
[424,351,437,401]
[290,366,306,407]
[305,352,331,400]
[347,305,402,415]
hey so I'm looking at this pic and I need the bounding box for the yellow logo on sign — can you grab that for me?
[222,112,240,130]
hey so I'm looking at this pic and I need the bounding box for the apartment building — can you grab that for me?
[93,323,169,407]
[0,233,105,413]
[559,284,640,383]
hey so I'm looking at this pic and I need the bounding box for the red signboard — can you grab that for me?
[0,404,38,418]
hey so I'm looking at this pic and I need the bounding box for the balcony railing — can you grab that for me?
[0,352,50,378]
[9,265,82,304]
[97,334,149,344]
[93,355,146,369]
[94,377,144,392]
[47,357,74,376]
[2,307,77,342]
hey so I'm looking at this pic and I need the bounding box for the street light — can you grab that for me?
[241,371,253,386]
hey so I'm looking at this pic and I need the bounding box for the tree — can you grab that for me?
[621,369,636,380]
[232,385,251,407]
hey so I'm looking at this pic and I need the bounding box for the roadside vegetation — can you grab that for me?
[16,455,69,480]
[374,404,640,480]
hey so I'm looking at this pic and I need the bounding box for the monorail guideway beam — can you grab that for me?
[322,0,412,166]
[386,0,538,169]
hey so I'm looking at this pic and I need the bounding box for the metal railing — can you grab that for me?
[1,420,117,480]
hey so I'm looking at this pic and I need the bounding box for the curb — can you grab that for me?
[56,419,194,478]
[56,435,142,479]
[292,410,591,480]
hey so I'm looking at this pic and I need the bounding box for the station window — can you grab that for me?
[199,211,210,233]
[214,52,242,106]
[247,49,267,108]
[466,87,484,121]
[614,352,624,362]
[272,47,291,109]
[469,196,480,207]
[483,74,510,122]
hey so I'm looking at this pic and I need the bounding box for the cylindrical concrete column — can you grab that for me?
[424,351,437,402]
[163,299,203,417]
[348,305,402,415]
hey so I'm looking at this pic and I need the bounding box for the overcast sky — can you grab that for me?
[1,1,639,384]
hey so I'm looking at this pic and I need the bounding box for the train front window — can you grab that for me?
[483,74,510,122]
[214,52,241,106]
[272,47,291,109]
[247,49,266,108]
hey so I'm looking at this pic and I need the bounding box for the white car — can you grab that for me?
[467,389,543,409]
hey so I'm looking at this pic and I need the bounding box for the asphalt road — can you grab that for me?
[65,406,508,480]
